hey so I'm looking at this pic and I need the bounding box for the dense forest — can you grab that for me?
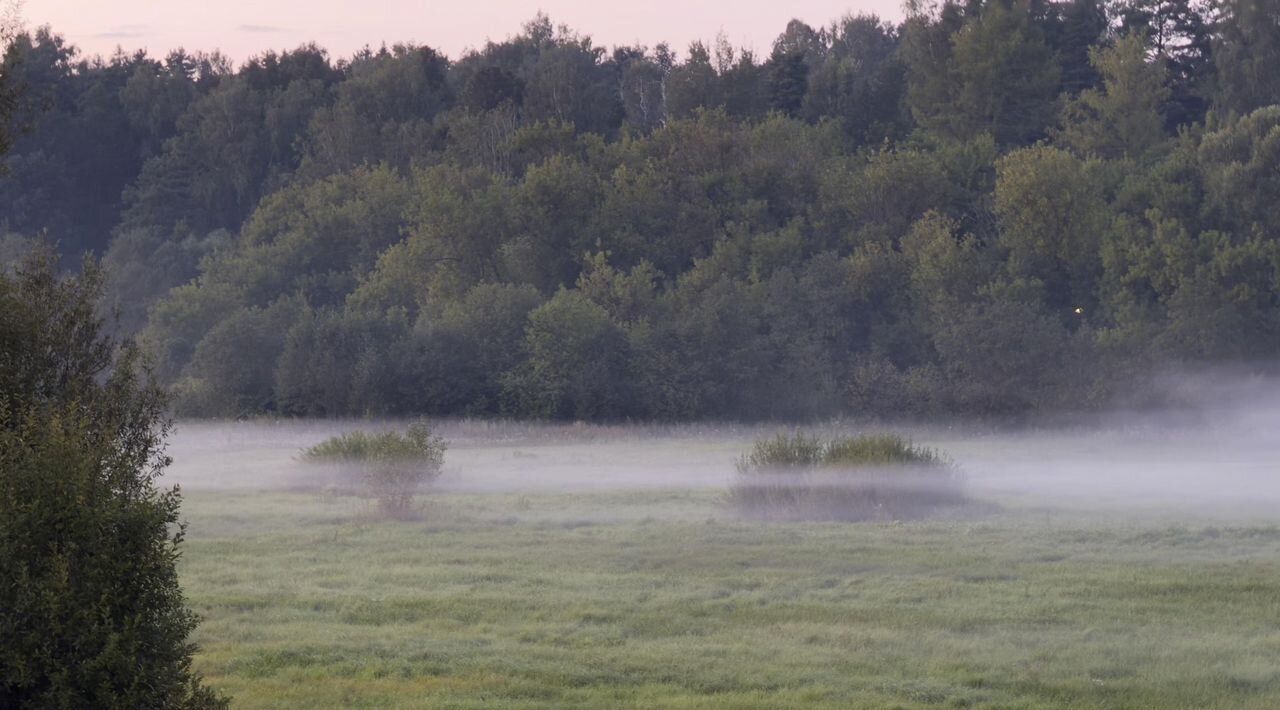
[1,0,1278,420]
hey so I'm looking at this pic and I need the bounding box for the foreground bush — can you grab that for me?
[0,250,226,708]
[301,423,446,517]
[730,432,964,521]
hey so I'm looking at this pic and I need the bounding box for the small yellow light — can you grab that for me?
[1073,307,1084,315]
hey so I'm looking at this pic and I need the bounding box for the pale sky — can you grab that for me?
[22,0,904,65]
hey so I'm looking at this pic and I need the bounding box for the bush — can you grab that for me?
[301,423,446,517]
[0,249,227,708]
[730,432,964,521]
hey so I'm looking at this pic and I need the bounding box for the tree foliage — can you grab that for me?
[2,5,1279,421]
[0,249,225,708]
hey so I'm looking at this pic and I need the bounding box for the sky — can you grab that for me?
[21,0,904,64]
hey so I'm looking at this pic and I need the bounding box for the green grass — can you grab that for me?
[179,488,1280,708]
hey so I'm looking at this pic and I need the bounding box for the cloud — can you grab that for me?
[236,24,287,33]
[93,24,150,39]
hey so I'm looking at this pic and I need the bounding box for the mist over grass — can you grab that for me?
[162,375,1280,516]
[163,378,1280,706]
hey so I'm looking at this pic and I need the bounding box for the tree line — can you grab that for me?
[2,0,1279,420]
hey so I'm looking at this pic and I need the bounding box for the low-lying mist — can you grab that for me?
[162,375,1280,521]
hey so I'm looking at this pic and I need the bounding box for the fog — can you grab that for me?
[163,376,1280,520]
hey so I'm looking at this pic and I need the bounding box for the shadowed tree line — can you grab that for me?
[2,1,1279,420]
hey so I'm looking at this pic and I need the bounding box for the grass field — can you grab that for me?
[178,473,1280,708]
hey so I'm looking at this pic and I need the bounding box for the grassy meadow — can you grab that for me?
[172,421,1280,709]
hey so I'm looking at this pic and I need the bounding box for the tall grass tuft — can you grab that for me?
[822,434,944,467]
[301,423,446,518]
[731,432,963,521]
[736,433,827,471]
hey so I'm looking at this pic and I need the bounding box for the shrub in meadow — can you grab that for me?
[730,432,963,521]
[301,423,446,518]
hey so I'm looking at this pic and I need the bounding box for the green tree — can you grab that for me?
[174,297,302,416]
[518,17,622,135]
[719,44,768,120]
[1047,0,1109,95]
[842,146,950,246]
[120,45,336,234]
[509,154,602,290]
[8,7,1272,422]
[459,65,523,113]
[1057,34,1172,160]
[994,144,1111,316]
[901,0,964,133]
[766,48,808,117]
[576,252,659,324]
[0,249,226,708]
[664,42,719,118]
[274,307,409,416]
[930,296,1085,414]
[0,1,20,158]
[1159,232,1280,359]
[901,210,992,320]
[951,0,1061,145]
[802,15,908,144]
[631,271,770,419]
[215,164,415,308]
[101,227,231,335]
[906,0,1061,146]
[410,282,544,414]
[0,29,205,255]
[616,45,672,132]
[503,290,631,419]
[1117,0,1213,127]
[299,44,450,178]
[1197,106,1280,236]
[1211,0,1280,116]
[1102,209,1280,360]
